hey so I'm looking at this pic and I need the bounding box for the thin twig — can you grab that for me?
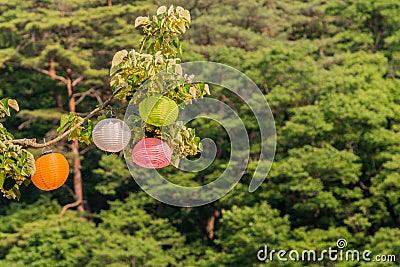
[72,76,84,87]
[74,88,96,105]
[62,184,77,199]
[139,36,148,53]
[59,199,82,216]
[79,144,94,155]
[74,88,104,106]
[11,87,122,148]
[6,62,67,84]
[18,118,34,130]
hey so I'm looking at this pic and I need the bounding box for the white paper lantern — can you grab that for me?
[92,118,131,152]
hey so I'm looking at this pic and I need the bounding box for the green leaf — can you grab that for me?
[22,151,36,178]
[57,113,70,133]
[79,119,93,145]
[11,186,21,201]
[0,172,5,188]
[194,136,200,145]
[0,98,9,109]
[68,128,81,141]
[0,98,10,116]
[57,112,76,134]
[23,178,31,187]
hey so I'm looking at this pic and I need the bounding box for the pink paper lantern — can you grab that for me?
[132,138,172,169]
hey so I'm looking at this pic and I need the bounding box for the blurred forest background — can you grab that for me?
[0,0,399,266]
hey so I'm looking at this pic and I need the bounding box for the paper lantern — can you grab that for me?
[132,138,172,168]
[92,117,131,152]
[139,96,178,127]
[31,152,69,191]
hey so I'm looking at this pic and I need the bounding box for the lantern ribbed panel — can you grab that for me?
[31,153,69,191]
[132,138,172,169]
[139,96,178,127]
[92,118,131,152]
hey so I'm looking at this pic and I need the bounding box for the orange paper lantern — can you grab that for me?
[31,152,69,191]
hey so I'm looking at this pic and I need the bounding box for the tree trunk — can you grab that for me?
[205,208,221,241]
[49,60,63,109]
[70,140,84,212]
[67,77,84,212]
[107,0,112,7]
[54,90,63,109]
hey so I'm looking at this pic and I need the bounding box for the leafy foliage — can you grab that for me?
[57,112,93,145]
[110,5,209,159]
[0,98,35,199]
[0,98,19,118]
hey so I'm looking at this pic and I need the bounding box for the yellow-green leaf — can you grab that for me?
[135,16,150,27]
[180,10,191,23]
[111,50,128,67]
[189,86,197,98]
[204,84,210,95]
[157,6,167,15]
[7,99,19,112]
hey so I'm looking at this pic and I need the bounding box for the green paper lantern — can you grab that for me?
[139,96,179,126]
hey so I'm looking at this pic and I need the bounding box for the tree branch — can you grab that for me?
[18,118,34,130]
[73,88,104,106]
[59,199,82,216]
[11,87,122,148]
[61,184,77,199]
[94,91,104,105]
[6,62,67,84]
[72,76,84,87]
[74,88,96,105]
[79,144,94,155]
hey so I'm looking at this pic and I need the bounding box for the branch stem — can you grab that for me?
[11,88,122,148]
[139,36,148,53]
[60,199,82,216]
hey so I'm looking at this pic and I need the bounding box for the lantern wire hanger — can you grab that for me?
[42,138,53,155]
[106,108,117,118]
